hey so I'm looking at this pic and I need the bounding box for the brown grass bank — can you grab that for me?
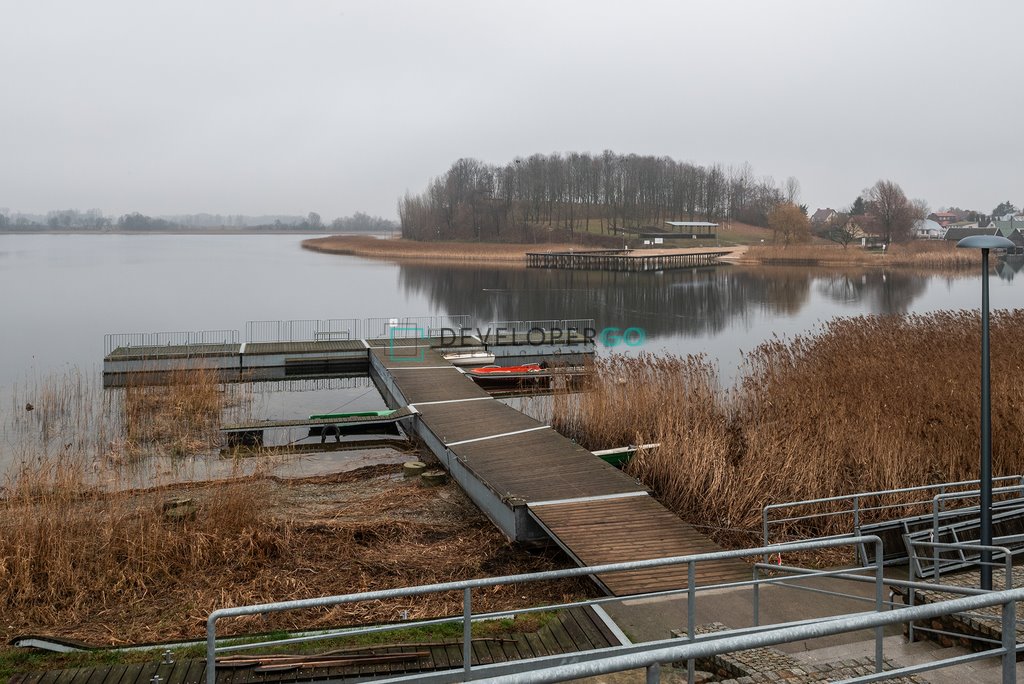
[744,241,984,270]
[0,370,587,645]
[552,311,1024,547]
[0,459,585,645]
[302,235,584,263]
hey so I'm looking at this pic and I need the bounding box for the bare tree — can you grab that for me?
[784,176,801,204]
[866,180,916,243]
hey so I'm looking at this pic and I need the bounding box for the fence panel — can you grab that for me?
[104,329,239,355]
[245,319,360,343]
[364,315,472,340]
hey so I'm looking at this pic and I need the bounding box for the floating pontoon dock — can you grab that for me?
[369,342,748,596]
[526,248,732,271]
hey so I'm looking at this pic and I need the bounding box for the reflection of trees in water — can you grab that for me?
[814,270,930,314]
[397,263,940,339]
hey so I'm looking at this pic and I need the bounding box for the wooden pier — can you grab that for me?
[369,340,749,597]
[102,335,593,384]
[10,606,621,684]
[526,248,732,272]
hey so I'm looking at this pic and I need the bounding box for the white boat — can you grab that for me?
[442,350,496,366]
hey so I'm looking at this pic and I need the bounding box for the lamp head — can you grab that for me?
[957,235,1015,250]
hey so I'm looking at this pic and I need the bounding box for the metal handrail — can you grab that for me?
[466,587,1024,684]
[762,476,1024,554]
[205,536,883,684]
[909,538,1021,583]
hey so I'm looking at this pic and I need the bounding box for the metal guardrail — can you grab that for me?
[244,318,360,343]
[473,588,1024,684]
[489,319,596,334]
[907,531,1024,582]
[763,476,1024,563]
[205,536,884,684]
[103,329,239,355]
[363,315,473,340]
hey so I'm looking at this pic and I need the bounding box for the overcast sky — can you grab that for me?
[2,0,1021,220]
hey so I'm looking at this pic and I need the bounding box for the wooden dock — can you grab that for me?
[10,606,620,684]
[369,341,749,597]
[526,249,731,272]
[103,335,593,384]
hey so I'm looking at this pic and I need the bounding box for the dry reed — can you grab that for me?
[552,311,1024,547]
[122,367,250,457]
[746,242,984,270]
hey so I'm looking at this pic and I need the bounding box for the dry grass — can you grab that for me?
[0,460,585,644]
[552,311,1024,547]
[745,241,984,270]
[0,370,585,645]
[302,235,584,263]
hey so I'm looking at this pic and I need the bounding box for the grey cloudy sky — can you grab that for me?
[2,0,1021,220]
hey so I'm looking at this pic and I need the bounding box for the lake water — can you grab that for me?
[1,233,1022,472]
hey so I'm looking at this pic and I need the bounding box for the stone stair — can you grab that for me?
[791,633,1022,684]
[674,624,926,683]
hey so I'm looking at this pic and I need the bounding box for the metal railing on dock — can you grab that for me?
[364,314,473,339]
[245,318,361,342]
[103,329,239,355]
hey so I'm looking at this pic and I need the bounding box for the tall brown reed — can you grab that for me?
[747,242,984,270]
[553,311,1024,545]
[121,366,250,457]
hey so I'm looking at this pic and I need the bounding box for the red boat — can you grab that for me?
[467,363,544,376]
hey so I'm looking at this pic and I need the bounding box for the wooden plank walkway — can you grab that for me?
[10,607,619,684]
[369,345,750,596]
[529,497,750,595]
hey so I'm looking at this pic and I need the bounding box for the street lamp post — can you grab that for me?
[957,234,1014,590]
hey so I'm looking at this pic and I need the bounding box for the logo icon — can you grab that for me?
[388,325,427,362]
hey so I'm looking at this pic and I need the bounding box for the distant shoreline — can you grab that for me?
[302,234,583,263]
[0,229,390,236]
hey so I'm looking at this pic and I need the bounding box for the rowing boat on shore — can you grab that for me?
[442,350,496,366]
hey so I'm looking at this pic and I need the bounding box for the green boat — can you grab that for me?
[592,442,661,468]
[309,409,396,420]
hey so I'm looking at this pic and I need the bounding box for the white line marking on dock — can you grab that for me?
[360,339,371,349]
[239,343,247,355]
[528,491,650,508]
[446,425,550,447]
[388,365,460,370]
[411,397,493,408]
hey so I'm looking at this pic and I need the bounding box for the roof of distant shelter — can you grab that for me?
[665,221,719,227]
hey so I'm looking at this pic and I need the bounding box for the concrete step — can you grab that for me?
[790,634,1019,684]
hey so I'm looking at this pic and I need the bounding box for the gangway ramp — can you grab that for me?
[367,343,750,597]
[529,494,750,595]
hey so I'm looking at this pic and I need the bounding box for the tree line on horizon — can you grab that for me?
[398,151,799,243]
[0,209,397,233]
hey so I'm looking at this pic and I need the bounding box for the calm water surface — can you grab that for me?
[1,234,1021,471]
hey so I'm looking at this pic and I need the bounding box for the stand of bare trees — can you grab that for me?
[399,152,790,242]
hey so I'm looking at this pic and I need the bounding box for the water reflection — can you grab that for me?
[398,263,963,340]
[997,256,1024,282]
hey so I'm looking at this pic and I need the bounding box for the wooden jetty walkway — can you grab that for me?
[526,248,733,272]
[10,606,620,684]
[370,341,749,597]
